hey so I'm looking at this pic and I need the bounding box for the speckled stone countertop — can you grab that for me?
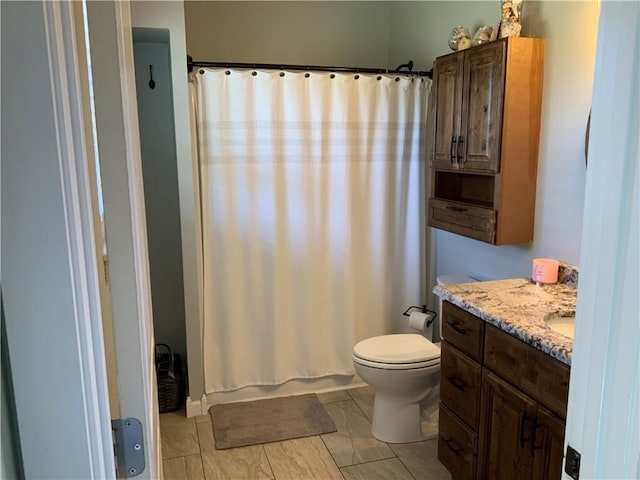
[434,279,577,366]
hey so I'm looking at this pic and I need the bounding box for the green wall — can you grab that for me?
[185,1,391,67]
[184,1,599,283]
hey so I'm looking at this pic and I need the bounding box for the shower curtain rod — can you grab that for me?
[186,55,433,79]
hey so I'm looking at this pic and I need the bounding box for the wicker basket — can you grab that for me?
[155,344,184,413]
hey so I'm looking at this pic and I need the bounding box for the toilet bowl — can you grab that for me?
[352,274,474,444]
[353,334,440,443]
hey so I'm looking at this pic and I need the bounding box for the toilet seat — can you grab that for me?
[353,334,440,370]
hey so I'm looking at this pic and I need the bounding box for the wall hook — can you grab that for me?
[148,65,156,89]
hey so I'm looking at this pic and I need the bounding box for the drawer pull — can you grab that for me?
[450,136,457,164]
[448,321,468,335]
[530,422,544,457]
[445,205,468,213]
[443,438,464,456]
[446,375,467,391]
[519,412,532,448]
[457,135,464,163]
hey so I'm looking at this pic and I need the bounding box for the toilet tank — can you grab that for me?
[436,274,475,339]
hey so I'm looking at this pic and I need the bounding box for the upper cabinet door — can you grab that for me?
[460,41,506,172]
[432,54,464,169]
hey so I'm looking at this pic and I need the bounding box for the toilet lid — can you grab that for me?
[353,334,440,365]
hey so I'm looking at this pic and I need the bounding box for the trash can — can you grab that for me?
[155,343,185,413]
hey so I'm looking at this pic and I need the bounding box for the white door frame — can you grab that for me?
[84,0,161,478]
[2,1,115,477]
[563,1,639,478]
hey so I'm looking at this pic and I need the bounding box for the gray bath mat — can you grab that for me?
[210,393,337,449]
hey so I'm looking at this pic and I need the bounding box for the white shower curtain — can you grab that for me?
[192,68,430,393]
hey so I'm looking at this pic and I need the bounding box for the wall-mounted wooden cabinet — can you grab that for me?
[428,37,545,245]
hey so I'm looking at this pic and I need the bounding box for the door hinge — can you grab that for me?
[565,444,581,480]
[112,418,145,478]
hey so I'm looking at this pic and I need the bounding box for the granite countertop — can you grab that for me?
[433,278,577,366]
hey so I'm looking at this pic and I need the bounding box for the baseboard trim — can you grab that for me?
[204,375,366,407]
[185,394,209,417]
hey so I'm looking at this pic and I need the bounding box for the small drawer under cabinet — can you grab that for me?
[441,301,485,362]
[440,342,482,428]
[438,404,477,480]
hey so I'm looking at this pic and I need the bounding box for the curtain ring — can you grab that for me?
[279,71,285,77]
[330,73,335,79]
[199,69,205,75]
[225,70,231,75]
[377,75,382,81]
[304,72,310,78]
[395,77,400,82]
[354,74,360,80]
[252,71,257,76]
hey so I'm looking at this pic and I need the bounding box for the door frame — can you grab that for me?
[3,0,161,478]
[43,2,116,475]
[83,0,161,478]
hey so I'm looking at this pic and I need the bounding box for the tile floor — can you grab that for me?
[160,386,451,480]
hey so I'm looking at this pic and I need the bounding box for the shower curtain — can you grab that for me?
[191,68,430,393]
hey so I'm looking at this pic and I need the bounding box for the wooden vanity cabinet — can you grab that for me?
[429,37,545,245]
[438,302,570,480]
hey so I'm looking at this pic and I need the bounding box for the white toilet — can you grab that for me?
[352,275,474,443]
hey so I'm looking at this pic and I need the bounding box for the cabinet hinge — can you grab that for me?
[112,418,145,478]
[565,444,581,479]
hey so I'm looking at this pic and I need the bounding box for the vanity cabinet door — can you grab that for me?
[478,370,536,480]
[432,54,464,169]
[532,406,565,480]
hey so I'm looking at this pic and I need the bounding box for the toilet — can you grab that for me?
[352,274,474,443]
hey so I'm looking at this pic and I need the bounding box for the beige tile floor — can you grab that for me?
[160,386,451,480]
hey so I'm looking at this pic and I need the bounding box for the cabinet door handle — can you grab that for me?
[519,412,532,448]
[447,320,467,335]
[445,205,468,213]
[457,135,464,163]
[443,438,464,456]
[450,136,457,164]
[530,422,544,457]
[446,375,466,391]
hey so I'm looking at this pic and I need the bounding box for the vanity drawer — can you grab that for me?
[438,403,478,480]
[428,198,497,244]
[484,324,570,418]
[442,302,485,362]
[441,342,482,429]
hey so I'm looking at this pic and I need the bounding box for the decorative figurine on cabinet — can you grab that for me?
[500,0,523,37]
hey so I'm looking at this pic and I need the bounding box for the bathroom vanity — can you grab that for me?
[433,278,576,479]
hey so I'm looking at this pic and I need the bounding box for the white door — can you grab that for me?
[1,1,160,478]
[563,1,639,479]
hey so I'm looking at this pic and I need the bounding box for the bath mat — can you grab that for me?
[210,393,337,449]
